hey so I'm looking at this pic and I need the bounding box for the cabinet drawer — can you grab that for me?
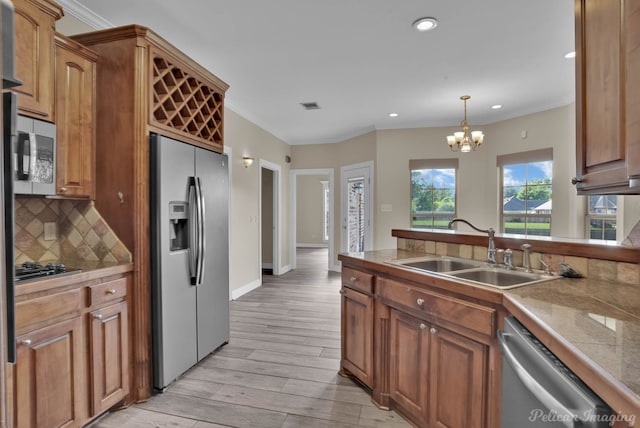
[15,289,82,334]
[379,277,495,337]
[89,277,127,307]
[342,267,374,294]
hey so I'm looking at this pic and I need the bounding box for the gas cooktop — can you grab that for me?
[15,261,81,283]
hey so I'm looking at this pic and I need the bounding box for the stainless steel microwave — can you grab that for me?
[14,115,56,195]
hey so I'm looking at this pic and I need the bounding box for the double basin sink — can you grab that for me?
[387,256,558,289]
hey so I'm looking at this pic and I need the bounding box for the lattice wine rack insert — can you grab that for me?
[152,56,224,145]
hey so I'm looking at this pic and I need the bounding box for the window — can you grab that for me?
[587,195,617,240]
[321,181,330,242]
[410,159,458,229]
[498,149,553,237]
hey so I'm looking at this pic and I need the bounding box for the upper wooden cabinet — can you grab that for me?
[574,0,640,194]
[12,0,62,121]
[54,34,97,199]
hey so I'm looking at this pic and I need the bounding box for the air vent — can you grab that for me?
[300,102,321,110]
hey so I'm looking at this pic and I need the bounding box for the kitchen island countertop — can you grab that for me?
[339,249,640,420]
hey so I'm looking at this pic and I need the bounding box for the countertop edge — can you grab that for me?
[502,294,640,419]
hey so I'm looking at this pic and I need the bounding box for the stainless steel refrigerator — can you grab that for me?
[150,133,229,391]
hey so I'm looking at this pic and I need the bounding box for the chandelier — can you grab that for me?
[446,95,484,152]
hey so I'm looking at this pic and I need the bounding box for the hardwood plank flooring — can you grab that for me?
[89,248,410,428]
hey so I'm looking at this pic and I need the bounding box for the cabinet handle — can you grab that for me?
[93,313,103,320]
[430,327,438,335]
[106,289,117,295]
[419,323,427,330]
[416,298,424,306]
[59,187,68,193]
[350,276,357,282]
[570,177,583,185]
[21,339,32,346]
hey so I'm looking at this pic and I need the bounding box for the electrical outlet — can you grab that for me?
[44,222,57,241]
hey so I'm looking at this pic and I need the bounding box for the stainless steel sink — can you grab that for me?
[387,256,558,289]
[450,268,556,289]
[398,258,482,273]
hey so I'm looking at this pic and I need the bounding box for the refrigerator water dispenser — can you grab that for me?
[168,201,188,251]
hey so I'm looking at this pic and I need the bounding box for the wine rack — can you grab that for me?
[151,55,224,146]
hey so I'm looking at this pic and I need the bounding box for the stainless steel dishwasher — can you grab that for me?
[498,316,612,428]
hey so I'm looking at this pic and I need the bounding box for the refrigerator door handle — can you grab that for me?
[188,179,198,285]
[195,177,206,286]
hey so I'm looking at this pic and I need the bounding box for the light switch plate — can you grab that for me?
[44,222,57,241]
[381,204,393,212]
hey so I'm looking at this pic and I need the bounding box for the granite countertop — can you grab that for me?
[339,249,640,418]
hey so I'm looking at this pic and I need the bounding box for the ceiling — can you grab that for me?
[64,0,575,145]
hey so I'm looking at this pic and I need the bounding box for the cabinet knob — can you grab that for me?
[93,313,103,320]
[21,339,32,346]
[416,298,424,306]
[59,187,68,193]
[430,327,438,335]
[571,177,583,185]
[106,289,117,295]
[350,276,357,282]
[419,323,427,330]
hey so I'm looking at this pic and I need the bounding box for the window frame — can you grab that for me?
[409,158,458,230]
[585,195,618,241]
[498,148,553,237]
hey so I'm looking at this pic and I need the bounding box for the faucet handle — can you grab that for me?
[520,243,532,252]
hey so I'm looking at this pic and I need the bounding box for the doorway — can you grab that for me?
[260,160,280,276]
[341,161,373,253]
[290,168,335,271]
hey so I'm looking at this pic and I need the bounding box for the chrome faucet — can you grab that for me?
[448,218,496,265]
[521,243,533,273]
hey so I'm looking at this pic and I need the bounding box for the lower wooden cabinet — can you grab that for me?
[341,286,374,388]
[89,301,129,416]
[9,271,132,427]
[428,324,488,428]
[389,309,429,424]
[13,317,86,428]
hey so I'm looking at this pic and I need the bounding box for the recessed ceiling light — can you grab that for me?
[412,17,438,32]
[564,51,576,59]
[389,113,399,117]
[491,104,503,110]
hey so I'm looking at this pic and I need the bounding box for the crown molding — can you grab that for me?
[56,0,114,30]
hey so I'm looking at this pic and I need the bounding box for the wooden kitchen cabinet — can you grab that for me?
[341,286,374,388]
[389,309,429,425]
[54,34,98,198]
[574,0,640,194]
[428,324,487,428]
[12,317,86,428]
[89,301,129,416]
[7,268,132,427]
[388,309,488,428]
[12,0,62,121]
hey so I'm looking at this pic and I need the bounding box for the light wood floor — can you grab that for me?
[90,248,411,428]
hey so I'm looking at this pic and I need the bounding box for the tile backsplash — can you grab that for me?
[15,197,131,265]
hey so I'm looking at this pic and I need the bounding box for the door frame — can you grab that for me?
[341,161,374,253]
[290,168,337,271]
[259,159,281,275]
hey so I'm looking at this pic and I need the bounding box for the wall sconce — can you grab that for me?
[242,156,254,168]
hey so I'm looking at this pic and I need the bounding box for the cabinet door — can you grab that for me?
[55,36,96,198]
[89,301,129,416]
[388,309,429,426]
[12,0,59,120]
[341,287,374,388]
[428,326,488,428]
[575,0,640,193]
[13,317,85,428]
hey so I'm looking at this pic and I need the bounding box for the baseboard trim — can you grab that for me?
[231,279,261,300]
[296,243,328,248]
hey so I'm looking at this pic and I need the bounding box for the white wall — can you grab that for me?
[296,175,327,246]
